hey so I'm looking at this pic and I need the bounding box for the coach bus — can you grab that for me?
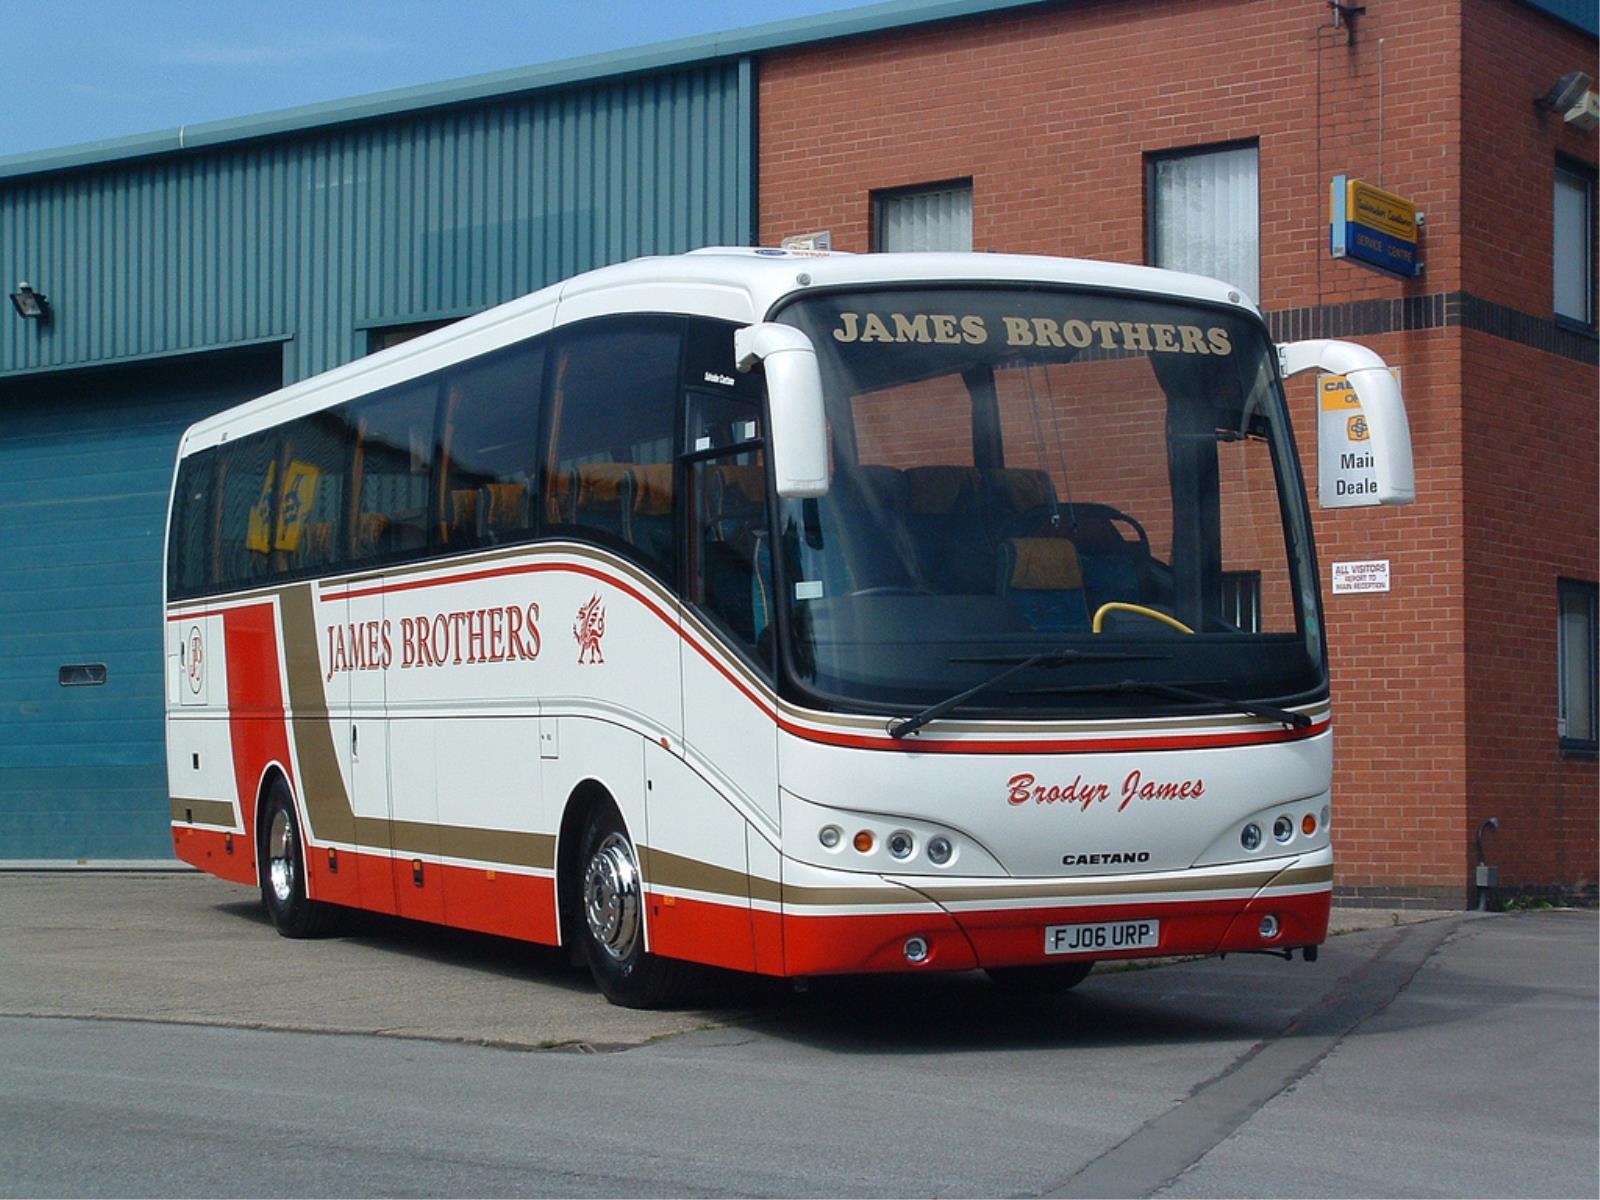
[163,249,1413,1006]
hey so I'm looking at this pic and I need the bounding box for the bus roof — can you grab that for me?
[178,249,1262,453]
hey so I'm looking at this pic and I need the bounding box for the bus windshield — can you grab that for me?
[771,285,1324,718]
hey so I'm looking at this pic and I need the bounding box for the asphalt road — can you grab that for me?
[0,874,1594,1197]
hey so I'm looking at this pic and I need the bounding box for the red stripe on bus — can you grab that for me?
[221,602,295,844]
[308,559,1330,755]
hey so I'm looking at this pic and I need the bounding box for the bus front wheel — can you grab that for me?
[257,778,336,938]
[574,803,691,1008]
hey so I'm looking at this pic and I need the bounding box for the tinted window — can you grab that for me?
[167,450,215,600]
[274,410,352,578]
[545,318,682,578]
[350,383,439,564]
[439,342,544,550]
[214,431,280,590]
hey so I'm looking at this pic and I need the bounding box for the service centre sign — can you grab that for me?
[1318,367,1402,507]
[1330,176,1421,278]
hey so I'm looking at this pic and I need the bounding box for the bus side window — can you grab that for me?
[167,450,215,600]
[215,432,280,589]
[544,317,683,580]
[437,341,543,549]
[349,382,440,564]
[272,410,352,578]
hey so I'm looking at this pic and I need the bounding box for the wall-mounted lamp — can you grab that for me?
[1536,71,1599,131]
[9,281,50,322]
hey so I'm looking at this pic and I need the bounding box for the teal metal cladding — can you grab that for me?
[0,348,284,859]
[0,60,755,384]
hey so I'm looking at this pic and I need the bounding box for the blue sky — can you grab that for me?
[0,0,867,158]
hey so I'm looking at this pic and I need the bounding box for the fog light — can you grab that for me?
[1259,914,1280,940]
[887,830,914,860]
[1273,815,1294,843]
[927,836,953,865]
[903,936,929,963]
[1241,823,1262,851]
[818,825,841,849]
[852,830,875,853]
[1302,813,1317,836]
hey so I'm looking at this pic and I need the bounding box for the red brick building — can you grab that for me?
[760,0,1598,906]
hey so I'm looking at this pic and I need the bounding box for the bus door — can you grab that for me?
[347,385,443,920]
[681,382,780,875]
[334,579,397,915]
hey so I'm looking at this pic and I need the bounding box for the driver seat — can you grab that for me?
[998,537,1091,630]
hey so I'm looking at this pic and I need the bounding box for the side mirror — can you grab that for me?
[1279,339,1416,506]
[734,323,830,498]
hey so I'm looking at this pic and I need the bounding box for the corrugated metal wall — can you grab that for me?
[0,60,754,384]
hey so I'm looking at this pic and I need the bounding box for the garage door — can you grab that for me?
[0,347,283,860]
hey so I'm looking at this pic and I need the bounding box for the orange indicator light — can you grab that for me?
[1302,813,1317,835]
[853,830,875,853]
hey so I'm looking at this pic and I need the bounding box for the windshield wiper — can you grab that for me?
[1012,678,1313,729]
[887,651,1170,739]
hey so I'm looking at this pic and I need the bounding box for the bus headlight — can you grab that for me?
[1241,823,1263,851]
[886,830,915,860]
[926,836,953,866]
[818,825,842,849]
[1273,815,1295,843]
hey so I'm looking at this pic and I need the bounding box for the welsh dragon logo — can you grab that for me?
[573,594,606,664]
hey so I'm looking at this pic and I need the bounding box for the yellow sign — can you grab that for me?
[245,461,277,554]
[274,461,322,552]
[1320,375,1363,411]
[1346,180,1418,244]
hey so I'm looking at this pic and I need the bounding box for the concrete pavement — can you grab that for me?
[0,873,1593,1197]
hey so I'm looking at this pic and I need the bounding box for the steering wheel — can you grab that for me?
[1001,501,1152,549]
[1091,602,1194,635]
[1001,503,1075,540]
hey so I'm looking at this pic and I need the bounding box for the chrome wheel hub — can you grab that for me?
[267,808,295,904]
[583,832,641,962]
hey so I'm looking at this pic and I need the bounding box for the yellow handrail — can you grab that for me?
[1091,602,1195,635]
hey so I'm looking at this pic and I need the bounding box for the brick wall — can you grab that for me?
[759,0,1598,904]
[1459,0,1598,901]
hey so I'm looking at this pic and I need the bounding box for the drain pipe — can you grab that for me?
[1475,818,1500,912]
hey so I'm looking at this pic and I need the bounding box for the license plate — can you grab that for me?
[1044,919,1160,956]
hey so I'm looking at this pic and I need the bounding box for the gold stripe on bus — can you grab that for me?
[169,797,238,827]
[640,845,759,901]
[356,817,557,872]
[281,585,359,846]
[779,881,942,907]
[910,862,1323,906]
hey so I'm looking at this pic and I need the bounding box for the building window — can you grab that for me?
[1559,580,1598,754]
[874,181,973,252]
[1149,143,1259,300]
[1554,159,1595,327]
[368,321,453,354]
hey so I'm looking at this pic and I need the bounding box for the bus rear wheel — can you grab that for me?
[257,778,336,938]
[574,802,691,1008]
[985,962,1094,993]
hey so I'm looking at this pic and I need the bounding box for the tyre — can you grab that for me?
[574,802,692,1008]
[985,961,1094,993]
[257,777,336,938]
